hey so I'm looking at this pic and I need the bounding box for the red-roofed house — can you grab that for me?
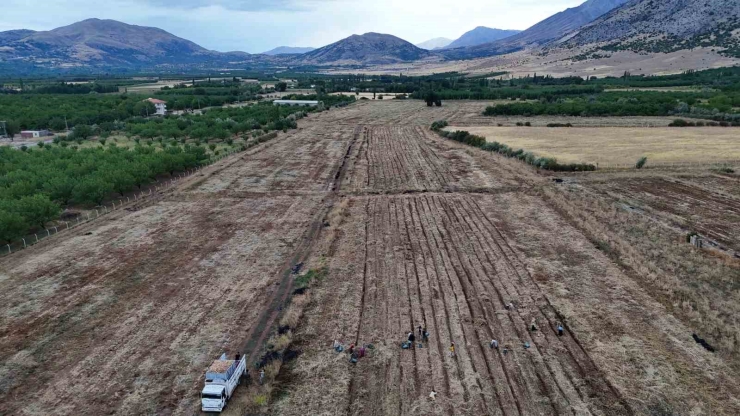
[145,98,167,116]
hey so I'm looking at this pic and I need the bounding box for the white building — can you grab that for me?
[145,98,168,115]
[273,100,319,107]
[20,130,50,138]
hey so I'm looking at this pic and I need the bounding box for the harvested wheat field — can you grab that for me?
[450,126,740,166]
[2,100,740,416]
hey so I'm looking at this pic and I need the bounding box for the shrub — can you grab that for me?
[516,122,524,126]
[524,122,531,127]
[430,120,449,131]
[546,123,573,127]
[253,395,268,407]
[636,156,648,169]
[669,119,694,127]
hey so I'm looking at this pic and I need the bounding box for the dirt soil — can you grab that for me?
[2,100,740,416]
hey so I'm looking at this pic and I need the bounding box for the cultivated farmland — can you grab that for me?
[1,100,739,416]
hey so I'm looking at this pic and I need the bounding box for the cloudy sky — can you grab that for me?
[1,0,585,53]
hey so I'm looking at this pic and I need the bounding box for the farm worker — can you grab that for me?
[348,343,355,355]
[490,339,499,349]
[235,353,241,361]
[530,318,538,332]
[524,342,531,349]
[418,325,423,337]
[429,390,437,400]
[449,343,455,357]
[358,346,366,358]
[408,332,416,344]
[423,328,429,343]
[557,323,564,336]
[259,369,265,385]
[333,340,341,349]
[503,346,509,355]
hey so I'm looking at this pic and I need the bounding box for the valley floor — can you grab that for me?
[1,101,738,415]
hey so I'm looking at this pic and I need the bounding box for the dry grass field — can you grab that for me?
[450,125,740,166]
[2,100,740,416]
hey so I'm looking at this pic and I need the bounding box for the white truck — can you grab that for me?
[201,353,247,413]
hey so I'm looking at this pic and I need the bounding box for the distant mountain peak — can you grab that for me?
[297,32,435,65]
[441,0,630,59]
[261,46,315,56]
[0,18,255,69]
[415,37,453,50]
[444,27,521,49]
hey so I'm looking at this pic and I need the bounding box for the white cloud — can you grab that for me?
[0,0,585,53]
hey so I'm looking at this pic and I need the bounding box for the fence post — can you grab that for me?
[77,218,81,224]
[6,244,9,254]
[127,197,130,202]
[54,226,58,233]
[149,189,152,195]
[95,210,99,217]
[35,234,39,243]
[22,238,26,248]
[103,206,108,214]
[87,214,91,221]
[120,199,123,206]
[65,222,69,229]
[112,202,115,209]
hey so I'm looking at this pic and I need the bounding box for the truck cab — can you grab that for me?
[201,384,227,412]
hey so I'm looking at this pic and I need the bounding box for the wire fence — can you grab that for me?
[0,144,248,258]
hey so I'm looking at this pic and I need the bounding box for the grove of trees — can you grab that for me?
[0,143,208,243]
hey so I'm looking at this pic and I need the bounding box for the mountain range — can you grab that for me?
[1,0,737,72]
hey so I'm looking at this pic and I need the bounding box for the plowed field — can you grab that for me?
[2,101,739,416]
